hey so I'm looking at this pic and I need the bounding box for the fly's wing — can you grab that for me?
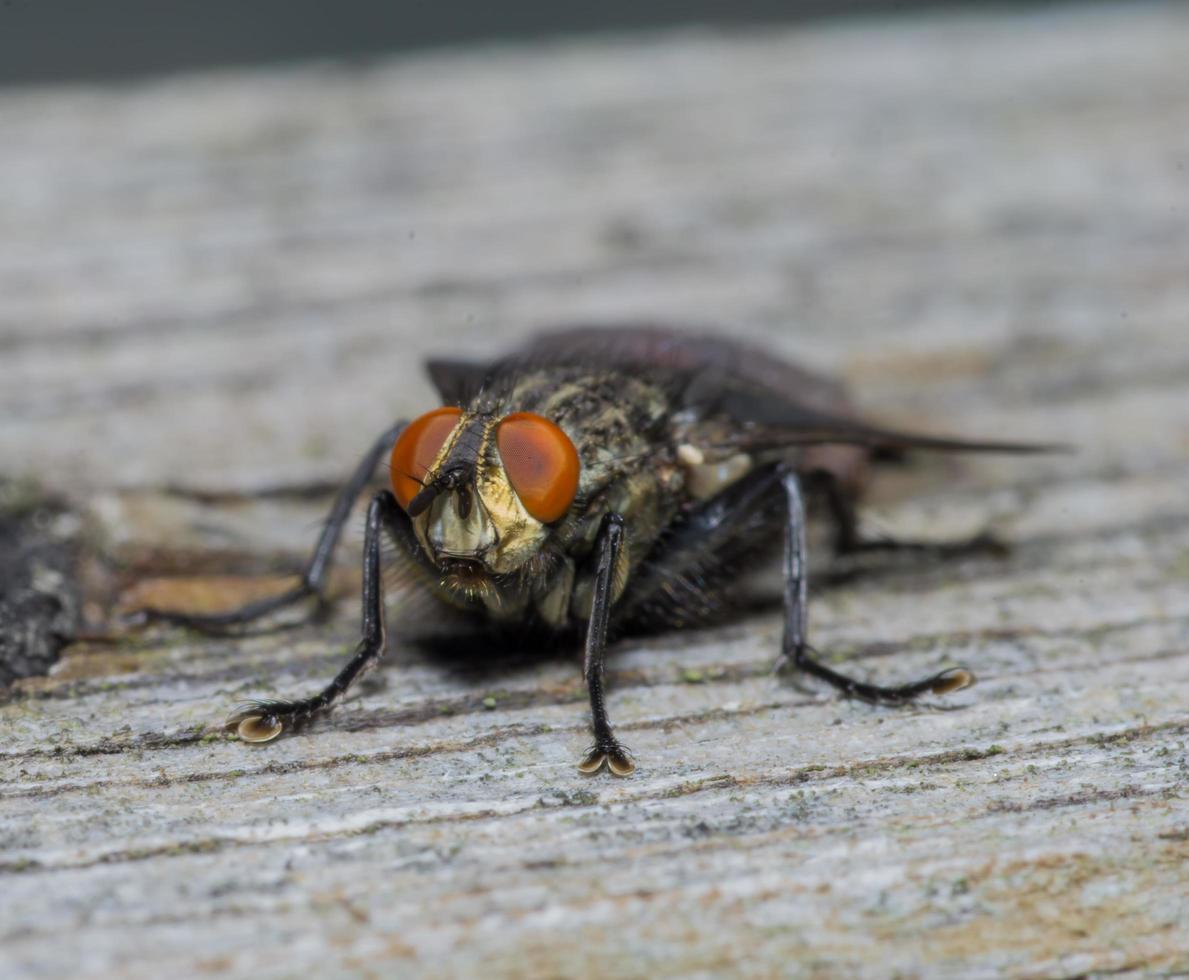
[723,401,1063,456]
[426,324,851,415]
[502,324,855,415]
[425,359,492,405]
[426,325,1063,455]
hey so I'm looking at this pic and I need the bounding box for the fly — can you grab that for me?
[133,326,1059,775]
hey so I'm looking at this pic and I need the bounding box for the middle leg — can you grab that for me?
[619,461,973,704]
[781,467,974,703]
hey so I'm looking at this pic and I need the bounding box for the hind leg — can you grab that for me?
[813,470,1007,560]
[130,421,406,631]
[779,466,973,703]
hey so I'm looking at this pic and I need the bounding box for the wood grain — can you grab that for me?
[2,3,1187,977]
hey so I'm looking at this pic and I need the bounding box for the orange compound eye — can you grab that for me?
[390,407,463,510]
[496,412,580,523]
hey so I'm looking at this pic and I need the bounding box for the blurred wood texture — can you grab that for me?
[1,3,1187,978]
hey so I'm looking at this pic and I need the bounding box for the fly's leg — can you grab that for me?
[818,471,1007,560]
[131,421,406,631]
[576,513,636,777]
[619,462,972,704]
[227,490,403,742]
[781,468,974,704]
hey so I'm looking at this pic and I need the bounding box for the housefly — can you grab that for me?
[135,327,1055,775]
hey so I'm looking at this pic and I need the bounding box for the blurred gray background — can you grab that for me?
[0,0,1109,86]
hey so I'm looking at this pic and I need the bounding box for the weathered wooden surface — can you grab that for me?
[2,4,1187,978]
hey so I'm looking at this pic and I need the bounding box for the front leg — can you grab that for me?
[576,513,635,777]
[780,467,974,703]
[228,490,404,742]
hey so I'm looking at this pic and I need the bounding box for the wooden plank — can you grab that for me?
[2,3,1187,977]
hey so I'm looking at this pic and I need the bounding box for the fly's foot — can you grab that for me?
[838,529,1010,561]
[926,667,975,696]
[121,583,321,636]
[953,530,1010,559]
[225,698,323,743]
[121,606,222,631]
[780,644,976,707]
[577,737,636,777]
[121,606,278,637]
[234,713,284,742]
[844,664,977,706]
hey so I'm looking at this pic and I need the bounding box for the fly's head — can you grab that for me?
[390,407,580,578]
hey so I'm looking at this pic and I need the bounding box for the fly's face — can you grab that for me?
[390,407,580,576]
